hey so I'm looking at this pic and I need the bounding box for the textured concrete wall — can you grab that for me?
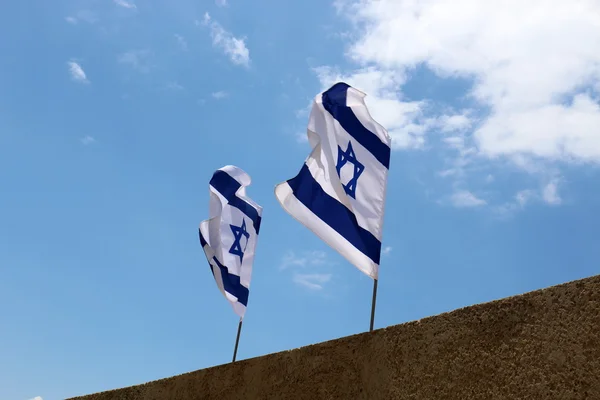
[69,275,600,400]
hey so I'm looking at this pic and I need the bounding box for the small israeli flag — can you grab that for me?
[275,82,391,279]
[199,165,262,318]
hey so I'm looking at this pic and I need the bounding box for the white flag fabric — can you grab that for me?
[275,82,391,279]
[199,165,262,318]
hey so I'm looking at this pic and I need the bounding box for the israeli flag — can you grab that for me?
[199,165,262,318]
[275,82,391,279]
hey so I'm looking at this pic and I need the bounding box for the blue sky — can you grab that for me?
[1,1,599,399]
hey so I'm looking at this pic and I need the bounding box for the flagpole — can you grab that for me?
[232,318,243,362]
[369,279,378,332]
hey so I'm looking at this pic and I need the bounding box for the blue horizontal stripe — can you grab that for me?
[322,82,390,169]
[286,164,381,265]
[198,229,249,307]
[210,170,262,233]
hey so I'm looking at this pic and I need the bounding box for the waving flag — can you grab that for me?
[199,165,262,318]
[275,82,391,279]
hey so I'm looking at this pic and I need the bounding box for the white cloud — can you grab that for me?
[542,180,562,205]
[67,61,89,83]
[314,66,430,149]
[281,251,334,290]
[382,246,392,256]
[515,189,535,207]
[114,0,136,9]
[166,82,184,91]
[80,135,96,145]
[65,10,97,24]
[318,0,600,209]
[211,91,228,99]
[334,0,600,164]
[280,250,327,270]
[437,113,473,134]
[118,50,151,72]
[293,273,332,290]
[437,124,478,182]
[174,34,188,51]
[202,12,250,67]
[215,0,228,6]
[313,66,477,151]
[28,397,43,400]
[450,190,486,208]
[495,184,561,215]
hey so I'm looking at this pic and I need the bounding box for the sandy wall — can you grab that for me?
[69,274,600,399]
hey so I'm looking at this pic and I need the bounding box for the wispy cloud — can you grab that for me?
[436,117,478,186]
[295,131,308,143]
[67,61,89,83]
[215,0,228,6]
[280,250,327,270]
[28,397,43,400]
[382,246,392,256]
[450,190,486,208]
[495,184,562,217]
[118,50,151,73]
[495,190,535,216]
[202,12,250,67]
[165,82,184,91]
[293,273,332,290]
[542,180,562,205]
[174,34,188,51]
[211,91,228,99]
[437,113,473,134]
[65,10,97,24]
[515,189,535,208]
[114,0,137,9]
[281,251,334,291]
[80,135,96,145]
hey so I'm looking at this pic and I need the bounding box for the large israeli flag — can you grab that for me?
[275,82,391,279]
[199,165,262,318]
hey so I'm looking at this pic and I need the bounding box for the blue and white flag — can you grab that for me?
[199,165,262,318]
[275,82,391,279]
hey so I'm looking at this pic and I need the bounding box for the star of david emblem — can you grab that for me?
[336,141,364,199]
[229,219,250,263]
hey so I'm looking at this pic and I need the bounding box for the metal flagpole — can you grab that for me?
[232,318,243,362]
[369,279,378,332]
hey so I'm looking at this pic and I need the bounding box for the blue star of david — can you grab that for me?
[229,219,250,263]
[336,141,364,199]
